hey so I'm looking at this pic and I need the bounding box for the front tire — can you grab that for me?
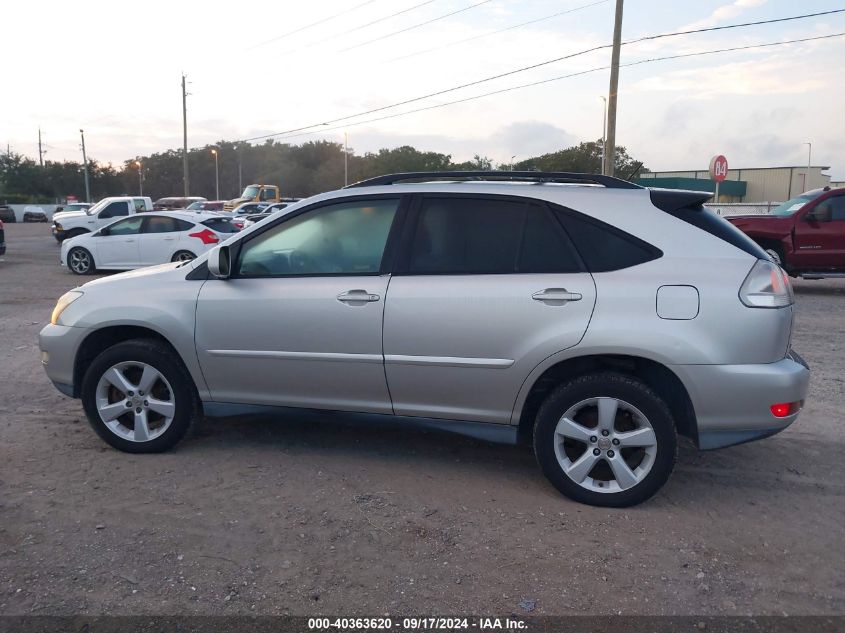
[67,247,95,275]
[81,339,200,453]
[533,372,677,507]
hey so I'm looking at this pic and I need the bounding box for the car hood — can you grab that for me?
[82,261,184,289]
[53,210,88,222]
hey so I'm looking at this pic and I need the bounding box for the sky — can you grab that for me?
[2,0,844,178]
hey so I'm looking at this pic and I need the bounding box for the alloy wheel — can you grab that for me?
[95,361,176,442]
[553,397,657,493]
[69,249,91,274]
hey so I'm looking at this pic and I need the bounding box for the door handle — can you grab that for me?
[163,237,175,241]
[124,239,136,243]
[337,289,380,303]
[532,288,582,303]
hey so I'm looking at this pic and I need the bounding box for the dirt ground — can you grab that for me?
[1,222,843,617]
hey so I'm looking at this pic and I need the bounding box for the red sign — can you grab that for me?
[66,195,78,203]
[709,155,728,182]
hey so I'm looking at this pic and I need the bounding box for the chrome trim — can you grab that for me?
[206,349,383,364]
[384,354,514,369]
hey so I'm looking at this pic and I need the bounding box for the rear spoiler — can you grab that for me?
[648,188,713,213]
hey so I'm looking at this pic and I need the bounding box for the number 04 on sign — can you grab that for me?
[710,154,729,202]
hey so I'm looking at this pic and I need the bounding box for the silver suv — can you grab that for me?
[39,171,810,506]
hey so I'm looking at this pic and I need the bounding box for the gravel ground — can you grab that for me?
[1,222,843,616]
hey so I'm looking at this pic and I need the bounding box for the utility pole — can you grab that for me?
[38,127,44,167]
[79,129,91,203]
[604,0,624,177]
[804,141,812,191]
[344,132,349,187]
[599,96,607,174]
[182,73,190,196]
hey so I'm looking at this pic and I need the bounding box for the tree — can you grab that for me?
[513,140,646,178]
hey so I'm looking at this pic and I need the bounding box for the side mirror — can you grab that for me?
[806,206,831,223]
[99,227,110,236]
[207,245,231,279]
[56,206,64,212]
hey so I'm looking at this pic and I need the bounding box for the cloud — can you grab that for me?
[682,0,767,31]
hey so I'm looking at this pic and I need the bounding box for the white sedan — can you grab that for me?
[61,211,239,275]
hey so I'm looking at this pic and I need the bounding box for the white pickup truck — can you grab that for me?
[52,196,153,242]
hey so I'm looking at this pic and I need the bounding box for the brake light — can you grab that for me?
[188,228,220,245]
[770,402,801,418]
[739,259,794,308]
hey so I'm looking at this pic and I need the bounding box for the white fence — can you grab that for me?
[705,202,780,217]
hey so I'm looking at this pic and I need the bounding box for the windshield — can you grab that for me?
[771,192,822,217]
[242,185,260,199]
[186,201,203,210]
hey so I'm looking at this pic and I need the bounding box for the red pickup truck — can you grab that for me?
[726,186,845,279]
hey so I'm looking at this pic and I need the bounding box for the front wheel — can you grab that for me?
[67,247,95,275]
[81,339,201,453]
[533,373,677,507]
[763,247,783,267]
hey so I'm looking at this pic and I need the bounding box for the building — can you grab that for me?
[636,166,831,203]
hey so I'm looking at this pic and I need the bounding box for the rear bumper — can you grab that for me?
[673,351,810,450]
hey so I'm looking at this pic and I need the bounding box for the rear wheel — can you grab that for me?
[80,339,200,453]
[171,250,196,263]
[533,372,677,507]
[67,247,95,275]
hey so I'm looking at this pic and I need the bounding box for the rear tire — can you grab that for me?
[533,372,677,507]
[67,246,95,275]
[171,250,196,263]
[80,339,200,453]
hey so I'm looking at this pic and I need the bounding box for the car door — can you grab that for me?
[794,194,845,268]
[93,216,144,267]
[383,194,596,424]
[195,196,405,413]
[138,215,193,264]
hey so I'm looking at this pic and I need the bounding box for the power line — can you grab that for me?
[390,0,611,63]
[249,0,380,50]
[269,32,845,141]
[274,0,439,56]
[242,8,845,143]
[339,0,494,53]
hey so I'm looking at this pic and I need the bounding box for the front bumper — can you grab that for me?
[39,323,90,398]
[52,225,66,241]
[673,351,810,450]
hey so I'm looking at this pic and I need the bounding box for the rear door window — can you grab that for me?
[406,196,582,274]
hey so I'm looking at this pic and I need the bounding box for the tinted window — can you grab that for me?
[202,218,240,233]
[143,216,193,233]
[237,198,399,277]
[553,207,661,272]
[408,197,581,274]
[818,196,845,221]
[106,216,144,236]
[99,201,129,219]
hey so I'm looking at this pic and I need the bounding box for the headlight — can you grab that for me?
[54,222,63,230]
[51,291,83,325]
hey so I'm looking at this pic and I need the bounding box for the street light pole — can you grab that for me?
[134,161,143,196]
[344,131,349,187]
[79,129,91,203]
[804,141,812,191]
[599,95,607,174]
[211,149,219,200]
[604,0,624,177]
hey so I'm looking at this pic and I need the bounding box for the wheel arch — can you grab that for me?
[73,325,194,399]
[515,353,697,447]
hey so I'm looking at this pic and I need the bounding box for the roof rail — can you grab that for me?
[344,171,642,190]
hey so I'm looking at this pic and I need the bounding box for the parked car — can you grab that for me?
[55,202,92,214]
[60,211,239,275]
[0,205,16,223]
[52,197,153,242]
[726,186,845,278]
[186,200,226,212]
[0,219,5,256]
[241,199,301,228]
[39,171,809,507]
[23,205,48,223]
[153,196,206,211]
[224,184,281,211]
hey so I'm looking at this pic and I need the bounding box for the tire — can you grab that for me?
[171,250,196,263]
[80,339,200,453]
[67,247,96,275]
[763,246,784,268]
[533,372,677,507]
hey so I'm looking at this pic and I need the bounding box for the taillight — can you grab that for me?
[739,259,794,308]
[770,401,802,418]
